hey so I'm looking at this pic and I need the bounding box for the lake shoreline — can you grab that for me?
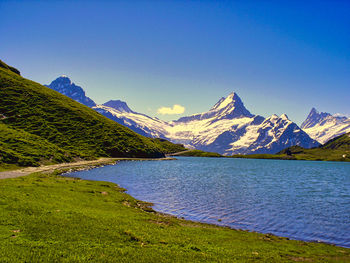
[0,157,176,180]
[1,159,349,261]
[63,159,350,249]
[171,151,350,162]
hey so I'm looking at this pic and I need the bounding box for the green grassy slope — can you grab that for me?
[322,133,350,150]
[151,138,186,154]
[173,149,223,157]
[0,123,71,167]
[0,172,348,262]
[0,60,185,165]
[0,60,20,75]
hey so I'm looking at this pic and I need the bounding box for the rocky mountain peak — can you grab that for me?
[46,76,96,107]
[176,92,253,123]
[102,100,133,113]
[211,92,242,110]
[52,75,72,86]
[210,92,253,119]
[301,108,331,129]
[280,114,289,120]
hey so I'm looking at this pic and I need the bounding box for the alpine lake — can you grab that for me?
[66,157,350,248]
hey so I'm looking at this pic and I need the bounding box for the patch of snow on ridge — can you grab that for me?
[229,125,260,150]
[94,104,169,138]
[213,92,236,110]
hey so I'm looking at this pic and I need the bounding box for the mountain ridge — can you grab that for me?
[45,76,96,107]
[45,75,319,155]
[0,60,187,167]
[301,108,350,144]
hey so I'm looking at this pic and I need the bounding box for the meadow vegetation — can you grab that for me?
[173,150,223,158]
[0,171,349,262]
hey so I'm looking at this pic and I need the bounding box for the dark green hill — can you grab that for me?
[321,132,350,150]
[0,60,184,167]
[150,138,186,154]
[0,60,20,75]
[171,149,223,157]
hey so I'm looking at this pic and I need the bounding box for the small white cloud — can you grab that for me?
[157,104,185,115]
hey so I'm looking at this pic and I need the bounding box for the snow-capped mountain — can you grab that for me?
[94,101,169,138]
[95,92,319,155]
[45,76,96,107]
[301,108,350,144]
[176,92,253,123]
[166,94,318,154]
[46,76,319,155]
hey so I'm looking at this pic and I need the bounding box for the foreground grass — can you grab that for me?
[0,173,349,262]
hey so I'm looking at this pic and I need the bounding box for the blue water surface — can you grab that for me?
[67,157,350,247]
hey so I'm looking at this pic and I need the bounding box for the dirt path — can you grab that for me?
[0,157,175,180]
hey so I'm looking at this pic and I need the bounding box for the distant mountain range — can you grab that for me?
[46,76,348,154]
[93,92,320,155]
[301,108,350,144]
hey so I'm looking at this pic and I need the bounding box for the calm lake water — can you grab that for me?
[67,157,350,247]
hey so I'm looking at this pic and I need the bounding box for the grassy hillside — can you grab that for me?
[231,153,296,160]
[0,60,20,75]
[321,133,350,150]
[0,172,348,262]
[0,60,185,167]
[172,150,223,157]
[0,123,71,167]
[232,133,350,162]
[151,138,186,154]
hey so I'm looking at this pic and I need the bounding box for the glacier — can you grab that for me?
[301,108,350,144]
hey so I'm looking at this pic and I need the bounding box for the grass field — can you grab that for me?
[0,170,349,262]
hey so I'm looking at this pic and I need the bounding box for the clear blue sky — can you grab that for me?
[1,0,349,124]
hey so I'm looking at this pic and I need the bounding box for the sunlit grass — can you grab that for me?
[0,172,349,262]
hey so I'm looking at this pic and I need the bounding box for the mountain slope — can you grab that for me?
[279,132,350,161]
[96,92,318,155]
[321,132,350,150]
[45,76,96,107]
[301,108,350,144]
[46,76,319,155]
[233,132,350,162]
[219,114,319,155]
[0,60,170,164]
[0,123,71,166]
[94,102,169,138]
[175,92,253,123]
